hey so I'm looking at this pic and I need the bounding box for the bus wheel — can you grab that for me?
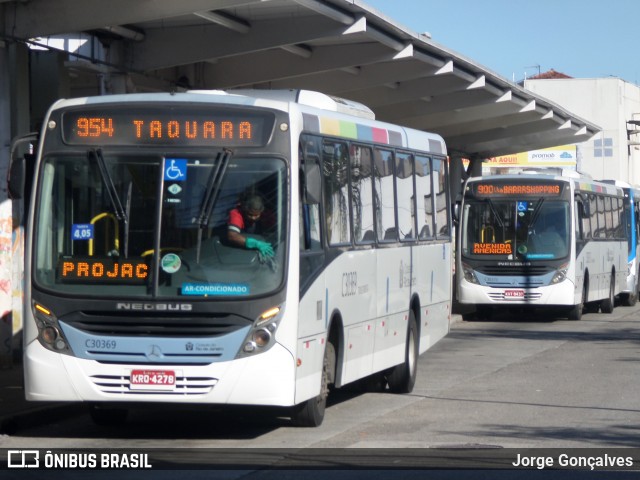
[622,292,638,307]
[600,274,615,314]
[622,276,638,306]
[89,404,128,426]
[387,311,418,394]
[568,281,587,320]
[291,340,335,427]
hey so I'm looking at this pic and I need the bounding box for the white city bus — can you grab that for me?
[456,171,627,320]
[9,89,452,426]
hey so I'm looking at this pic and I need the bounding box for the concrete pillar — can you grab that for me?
[468,155,484,177]
[7,43,34,364]
[448,153,465,204]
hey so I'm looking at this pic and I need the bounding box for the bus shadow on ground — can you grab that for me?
[7,388,369,440]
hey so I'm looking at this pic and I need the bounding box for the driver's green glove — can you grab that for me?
[245,237,275,257]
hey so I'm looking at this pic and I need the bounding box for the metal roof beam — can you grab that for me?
[202,42,400,88]
[194,11,251,34]
[463,123,592,155]
[361,69,490,109]
[6,0,269,37]
[258,54,441,94]
[446,115,564,146]
[292,0,354,25]
[396,93,534,130]
[435,108,552,137]
[376,88,512,122]
[132,15,360,70]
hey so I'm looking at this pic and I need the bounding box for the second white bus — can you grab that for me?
[456,171,628,320]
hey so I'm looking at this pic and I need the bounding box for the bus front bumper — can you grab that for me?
[457,278,577,307]
[23,339,297,406]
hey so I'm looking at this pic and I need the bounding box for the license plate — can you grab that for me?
[130,369,176,391]
[504,290,525,298]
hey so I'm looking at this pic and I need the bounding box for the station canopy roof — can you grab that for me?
[4,0,600,159]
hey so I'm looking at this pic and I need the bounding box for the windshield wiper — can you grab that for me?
[195,149,233,262]
[485,198,505,228]
[88,148,130,257]
[528,197,546,233]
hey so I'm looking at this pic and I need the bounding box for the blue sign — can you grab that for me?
[517,201,528,212]
[72,223,94,240]
[164,158,187,181]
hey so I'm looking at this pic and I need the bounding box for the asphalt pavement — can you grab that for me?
[0,359,79,434]
[0,312,463,434]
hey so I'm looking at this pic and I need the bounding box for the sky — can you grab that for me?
[364,0,640,85]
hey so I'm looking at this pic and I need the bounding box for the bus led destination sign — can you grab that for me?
[61,106,274,147]
[58,258,149,284]
[473,243,513,255]
[473,183,562,196]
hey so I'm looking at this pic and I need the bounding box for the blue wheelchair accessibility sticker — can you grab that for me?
[164,158,187,182]
[517,201,528,212]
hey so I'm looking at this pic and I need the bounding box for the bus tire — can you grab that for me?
[568,281,587,320]
[600,273,615,314]
[291,340,335,427]
[622,274,638,306]
[387,311,418,394]
[622,292,637,306]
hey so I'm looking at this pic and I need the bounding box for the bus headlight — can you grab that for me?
[461,263,479,284]
[551,263,569,284]
[252,328,271,347]
[32,302,72,354]
[238,304,284,358]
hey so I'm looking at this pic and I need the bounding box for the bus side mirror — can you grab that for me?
[577,198,589,217]
[8,133,38,200]
[581,202,590,217]
[8,155,26,200]
[452,195,462,225]
[304,163,321,205]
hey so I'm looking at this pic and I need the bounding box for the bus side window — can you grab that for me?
[415,155,433,240]
[323,140,351,246]
[299,139,325,292]
[300,201,322,252]
[373,148,396,242]
[636,203,640,243]
[576,199,586,241]
[593,195,603,238]
[351,144,375,245]
[395,152,415,240]
[433,157,450,239]
[299,139,322,252]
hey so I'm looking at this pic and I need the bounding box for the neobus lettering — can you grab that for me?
[116,303,193,311]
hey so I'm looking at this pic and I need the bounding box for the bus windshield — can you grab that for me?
[461,198,570,260]
[33,151,287,298]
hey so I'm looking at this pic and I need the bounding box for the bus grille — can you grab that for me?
[476,265,554,276]
[485,278,546,288]
[62,312,251,338]
[89,374,218,395]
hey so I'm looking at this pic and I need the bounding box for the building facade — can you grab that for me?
[524,75,640,185]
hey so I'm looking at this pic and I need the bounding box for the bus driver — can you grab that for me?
[227,194,275,257]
